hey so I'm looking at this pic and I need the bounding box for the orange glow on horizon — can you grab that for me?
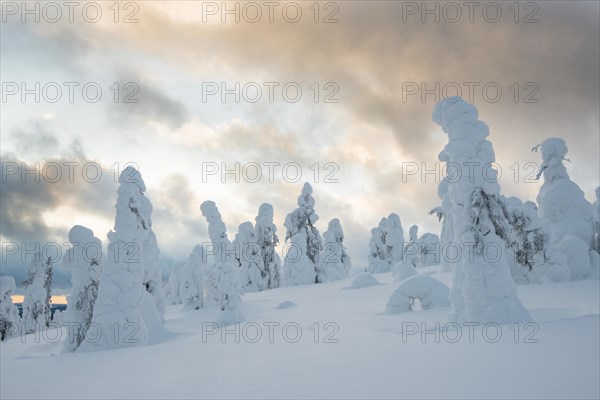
[11,295,67,305]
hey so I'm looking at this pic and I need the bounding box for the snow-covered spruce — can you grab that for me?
[368,214,404,273]
[368,218,389,273]
[255,203,282,289]
[430,178,455,273]
[504,198,569,284]
[200,201,234,305]
[534,138,595,280]
[282,183,323,286]
[0,276,20,341]
[22,252,53,333]
[385,275,450,314]
[416,233,441,268]
[215,261,243,323]
[386,213,404,268]
[81,167,155,350]
[234,222,266,293]
[165,261,185,305]
[404,227,442,270]
[433,97,531,324]
[62,225,102,353]
[405,225,420,267]
[317,218,352,283]
[180,245,208,310]
[200,200,234,265]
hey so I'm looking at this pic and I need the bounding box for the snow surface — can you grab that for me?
[2,270,598,399]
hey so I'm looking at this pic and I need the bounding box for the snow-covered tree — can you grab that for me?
[81,167,153,350]
[166,261,185,305]
[405,225,420,267]
[386,213,404,267]
[143,231,166,322]
[255,203,282,289]
[368,214,403,273]
[0,276,20,341]
[200,200,234,265]
[180,245,208,310]
[62,225,101,353]
[417,233,441,268]
[234,222,265,292]
[282,183,323,285]
[368,218,388,273]
[433,97,531,324]
[533,138,595,279]
[504,198,570,283]
[317,218,352,282]
[22,252,53,333]
[200,201,233,305]
[215,261,243,323]
[430,178,455,272]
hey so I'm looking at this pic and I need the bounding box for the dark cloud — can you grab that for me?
[107,70,190,131]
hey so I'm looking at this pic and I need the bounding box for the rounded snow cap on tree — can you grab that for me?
[238,221,254,234]
[539,138,568,163]
[388,213,401,228]
[327,218,342,231]
[432,96,489,140]
[68,225,95,244]
[119,166,146,192]
[257,203,274,220]
[302,182,313,196]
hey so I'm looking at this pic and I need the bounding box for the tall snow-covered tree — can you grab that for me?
[433,97,531,324]
[386,213,404,267]
[282,183,323,285]
[417,233,441,268]
[0,276,20,341]
[215,261,243,323]
[405,225,420,267]
[503,198,570,283]
[234,222,265,292]
[200,201,233,305]
[22,252,53,333]
[200,200,234,265]
[81,167,153,350]
[430,178,455,272]
[166,261,185,305]
[533,138,595,279]
[317,218,352,282]
[368,218,389,273]
[180,245,208,310]
[255,203,282,289]
[62,225,102,353]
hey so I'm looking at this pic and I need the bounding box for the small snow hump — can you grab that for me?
[276,301,297,309]
[347,272,380,289]
[391,261,417,282]
[385,275,450,314]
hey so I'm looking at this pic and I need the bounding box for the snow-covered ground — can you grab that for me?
[1,267,598,399]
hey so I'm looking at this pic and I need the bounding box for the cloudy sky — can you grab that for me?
[1,0,598,293]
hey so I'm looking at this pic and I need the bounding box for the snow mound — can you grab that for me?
[347,272,380,289]
[385,275,450,314]
[276,301,296,309]
[391,261,417,282]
